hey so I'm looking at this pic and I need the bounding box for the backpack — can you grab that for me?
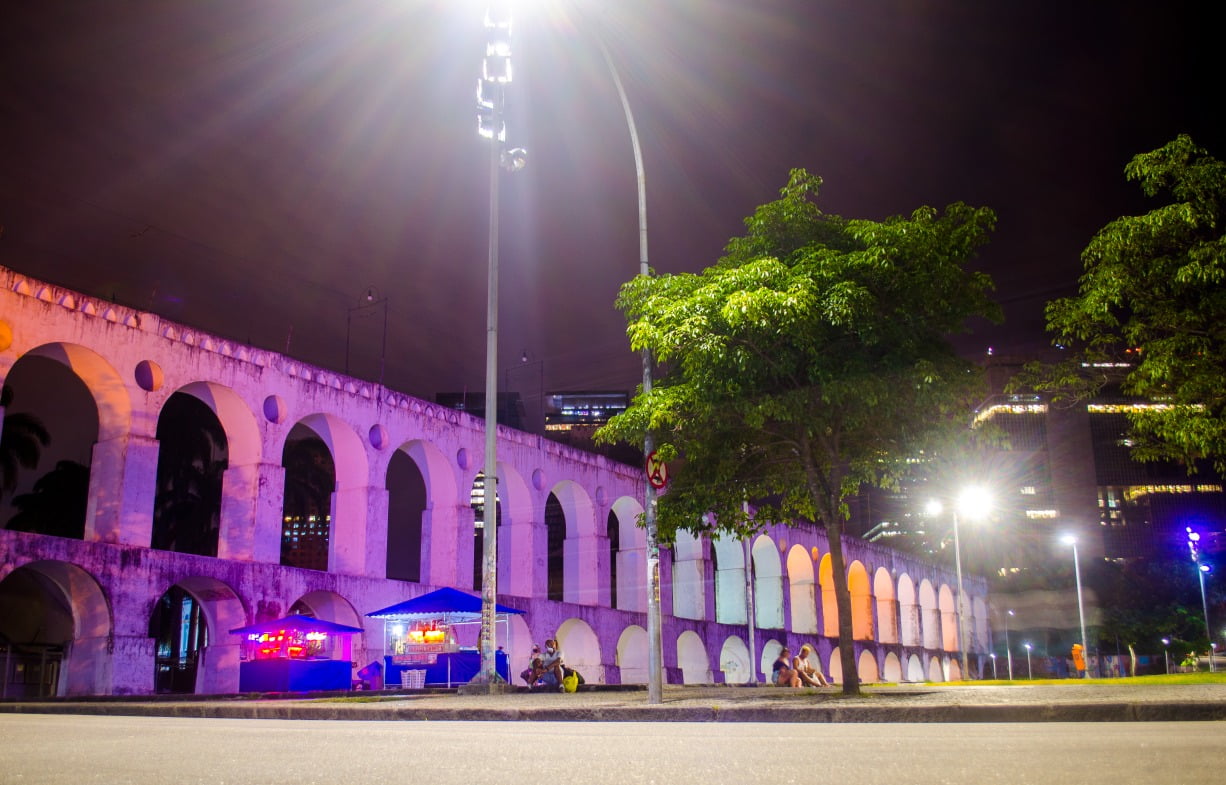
[562,671,579,693]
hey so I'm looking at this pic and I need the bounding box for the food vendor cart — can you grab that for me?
[230,614,365,693]
[366,587,523,687]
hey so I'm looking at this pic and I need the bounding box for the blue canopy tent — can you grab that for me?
[229,614,366,693]
[367,587,524,687]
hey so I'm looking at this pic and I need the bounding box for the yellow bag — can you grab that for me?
[562,672,579,693]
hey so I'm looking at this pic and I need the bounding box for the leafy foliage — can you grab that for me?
[0,385,51,500]
[6,460,88,538]
[151,393,229,557]
[1022,135,1226,472]
[599,169,1000,692]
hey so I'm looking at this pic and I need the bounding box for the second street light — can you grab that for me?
[928,486,991,681]
[1061,534,1090,679]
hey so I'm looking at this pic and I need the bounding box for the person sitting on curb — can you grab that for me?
[534,638,565,690]
[772,647,801,687]
[793,644,830,687]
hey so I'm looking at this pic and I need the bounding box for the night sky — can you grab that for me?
[2,0,1223,407]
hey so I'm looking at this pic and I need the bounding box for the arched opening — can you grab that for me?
[545,492,565,601]
[939,584,958,652]
[556,618,602,684]
[898,573,920,646]
[858,649,879,683]
[1,355,97,538]
[606,510,618,609]
[928,655,946,682]
[150,584,208,694]
[610,497,645,612]
[279,424,335,571]
[919,579,940,650]
[386,450,425,582]
[711,534,746,625]
[787,545,817,634]
[616,625,648,684]
[672,530,705,620]
[819,553,838,637]
[751,535,783,630]
[676,630,711,684]
[874,567,899,644]
[883,651,903,682]
[848,560,873,640]
[719,636,751,684]
[0,562,98,697]
[151,391,228,557]
[907,653,925,682]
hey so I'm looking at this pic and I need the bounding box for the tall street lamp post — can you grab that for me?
[473,0,527,689]
[1024,642,1033,679]
[1004,608,1014,681]
[588,24,662,704]
[1162,637,1170,675]
[1062,534,1090,679]
[929,486,991,681]
[1187,527,1216,673]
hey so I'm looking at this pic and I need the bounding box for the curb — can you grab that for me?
[3,700,1225,723]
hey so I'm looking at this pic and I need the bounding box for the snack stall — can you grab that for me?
[366,587,523,688]
[229,614,365,693]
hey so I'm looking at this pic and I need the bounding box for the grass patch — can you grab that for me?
[308,695,410,704]
[913,672,1226,687]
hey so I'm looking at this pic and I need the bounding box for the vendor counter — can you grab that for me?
[238,658,352,693]
[385,649,509,687]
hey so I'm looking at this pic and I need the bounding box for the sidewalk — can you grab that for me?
[4,683,1226,723]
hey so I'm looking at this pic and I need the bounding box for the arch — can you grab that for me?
[490,461,533,598]
[288,590,365,664]
[828,648,843,685]
[548,480,599,605]
[938,583,958,652]
[897,573,919,646]
[616,625,648,684]
[818,553,837,636]
[151,391,228,558]
[786,544,817,634]
[610,496,645,611]
[907,653,925,682]
[947,656,963,682]
[23,342,130,442]
[676,630,712,684]
[761,637,785,682]
[882,651,903,683]
[175,381,261,466]
[751,535,783,630]
[858,649,879,683]
[0,560,110,697]
[556,618,602,684]
[848,560,873,640]
[152,574,245,695]
[672,529,705,620]
[874,567,898,644]
[719,636,752,684]
[928,655,946,682]
[711,532,746,625]
[918,579,940,650]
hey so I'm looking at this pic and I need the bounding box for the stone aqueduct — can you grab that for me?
[0,265,989,695]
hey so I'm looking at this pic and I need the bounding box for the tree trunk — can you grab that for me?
[825,516,860,695]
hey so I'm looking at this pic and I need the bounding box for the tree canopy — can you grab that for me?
[598,169,999,693]
[1024,135,1226,473]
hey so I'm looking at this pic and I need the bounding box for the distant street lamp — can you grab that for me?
[1024,642,1033,679]
[989,652,997,680]
[928,486,992,681]
[1186,527,1215,673]
[1004,608,1015,681]
[1162,637,1170,675]
[1061,534,1090,679]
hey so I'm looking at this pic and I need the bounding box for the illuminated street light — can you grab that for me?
[989,652,997,680]
[1162,637,1170,675]
[1023,642,1033,679]
[1004,608,1015,681]
[473,0,527,689]
[928,486,991,681]
[1187,527,1215,673]
[1061,534,1090,679]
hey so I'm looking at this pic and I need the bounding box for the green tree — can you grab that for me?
[151,393,228,557]
[598,170,999,694]
[1023,135,1226,472]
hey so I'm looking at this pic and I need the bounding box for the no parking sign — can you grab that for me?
[645,451,669,489]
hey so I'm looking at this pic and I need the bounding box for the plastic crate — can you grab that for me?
[400,669,426,689]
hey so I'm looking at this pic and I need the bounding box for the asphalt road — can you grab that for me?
[2,715,1223,785]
